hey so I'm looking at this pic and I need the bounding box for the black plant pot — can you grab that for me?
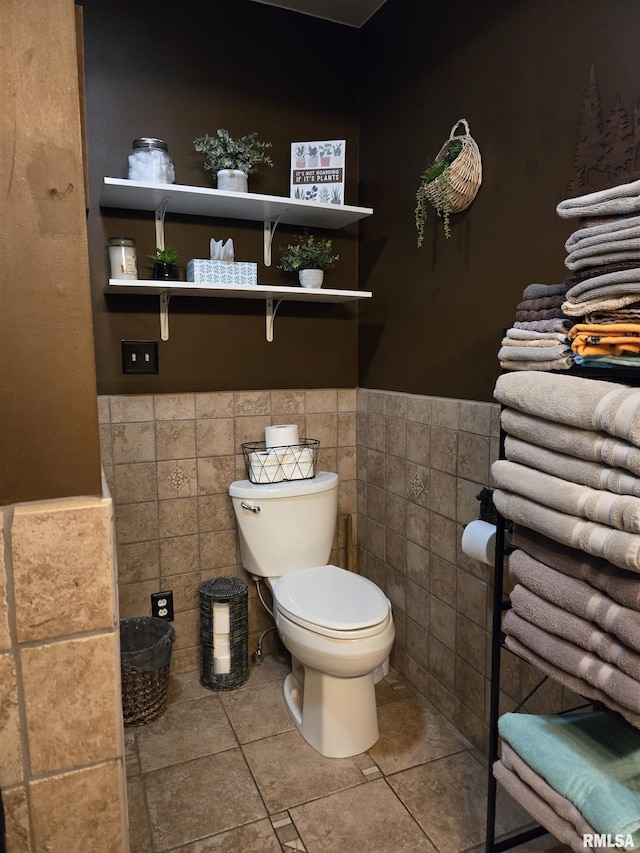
[153,262,179,281]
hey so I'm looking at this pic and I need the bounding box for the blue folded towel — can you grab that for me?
[498,711,640,845]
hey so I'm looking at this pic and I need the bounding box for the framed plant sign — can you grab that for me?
[290,139,346,203]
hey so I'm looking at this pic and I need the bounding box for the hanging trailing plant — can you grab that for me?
[415,139,463,244]
[415,119,483,246]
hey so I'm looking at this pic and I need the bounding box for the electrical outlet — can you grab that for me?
[122,340,158,374]
[151,590,174,621]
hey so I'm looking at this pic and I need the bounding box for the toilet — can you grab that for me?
[229,471,395,758]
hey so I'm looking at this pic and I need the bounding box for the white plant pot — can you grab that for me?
[217,169,248,193]
[299,269,324,289]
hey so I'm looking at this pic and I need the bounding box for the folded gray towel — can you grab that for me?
[493,458,640,533]
[494,371,640,448]
[521,282,568,299]
[505,634,640,729]
[513,318,574,332]
[513,525,640,612]
[509,548,640,650]
[503,609,640,713]
[493,758,601,853]
[493,488,640,572]
[505,328,569,342]
[565,266,640,301]
[497,344,571,361]
[566,216,640,251]
[501,408,640,477]
[557,179,640,219]
[504,435,640,497]
[498,743,607,850]
[511,584,640,681]
[501,335,567,347]
[566,245,640,271]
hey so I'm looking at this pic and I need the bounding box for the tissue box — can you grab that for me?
[187,259,258,286]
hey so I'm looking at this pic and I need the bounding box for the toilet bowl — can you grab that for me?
[229,472,395,758]
[269,564,395,757]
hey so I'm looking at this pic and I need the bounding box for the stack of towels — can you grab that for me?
[491,368,640,849]
[557,180,640,369]
[495,711,640,851]
[498,282,575,371]
[492,370,640,727]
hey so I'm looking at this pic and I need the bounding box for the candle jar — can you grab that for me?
[108,237,138,280]
[127,137,175,184]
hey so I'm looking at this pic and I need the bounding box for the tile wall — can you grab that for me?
[98,384,576,761]
[0,490,127,852]
[98,389,358,673]
[356,388,582,753]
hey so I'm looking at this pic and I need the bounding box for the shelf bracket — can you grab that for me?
[263,211,285,267]
[265,298,283,343]
[154,196,171,250]
[159,291,171,341]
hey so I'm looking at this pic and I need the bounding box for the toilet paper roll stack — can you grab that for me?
[461,519,497,565]
[212,601,231,675]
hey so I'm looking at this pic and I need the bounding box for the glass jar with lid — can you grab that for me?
[108,237,138,280]
[127,138,175,184]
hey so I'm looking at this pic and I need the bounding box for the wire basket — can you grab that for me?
[423,119,482,215]
[242,438,319,483]
[120,617,175,726]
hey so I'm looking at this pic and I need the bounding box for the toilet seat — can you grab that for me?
[273,564,391,639]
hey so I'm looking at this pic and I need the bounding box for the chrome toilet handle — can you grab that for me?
[241,501,261,514]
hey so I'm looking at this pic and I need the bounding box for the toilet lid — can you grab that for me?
[274,564,390,631]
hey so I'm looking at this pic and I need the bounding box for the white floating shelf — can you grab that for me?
[100,178,372,230]
[105,279,372,342]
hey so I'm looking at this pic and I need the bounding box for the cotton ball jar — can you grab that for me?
[127,137,175,184]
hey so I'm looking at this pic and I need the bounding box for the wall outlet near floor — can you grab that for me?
[151,590,174,621]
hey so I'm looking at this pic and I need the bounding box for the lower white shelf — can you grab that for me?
[105,279,372,341]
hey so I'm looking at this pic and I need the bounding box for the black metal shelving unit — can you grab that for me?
[484,367,640,853]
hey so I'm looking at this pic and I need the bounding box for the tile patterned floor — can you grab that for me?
[125,656,570,853]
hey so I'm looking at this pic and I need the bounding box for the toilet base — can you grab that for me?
[283,659,379,758]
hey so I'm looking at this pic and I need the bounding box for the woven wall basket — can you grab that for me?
[423,119,482,214]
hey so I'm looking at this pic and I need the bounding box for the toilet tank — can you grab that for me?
[229,471,339,577]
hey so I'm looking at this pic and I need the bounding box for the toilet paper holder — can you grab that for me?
[471,486,514,554]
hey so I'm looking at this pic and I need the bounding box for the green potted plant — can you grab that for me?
[149,245,181,280]
[193,128,273,192]
[278,231,339,288]
[415,137,463,244]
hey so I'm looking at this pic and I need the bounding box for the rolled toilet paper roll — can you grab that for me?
[461,519,497,565]
[282,446,315,480]
[213,632,230,657]
[212,602,230,634]
[265,423,299,449]
[249,450,283,483]
[213,654,231,674]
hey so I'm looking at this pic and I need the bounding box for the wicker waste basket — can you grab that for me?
[120,617,175,726]
[200,577,249,691]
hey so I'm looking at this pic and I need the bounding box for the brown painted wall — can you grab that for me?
[1,1,102,504]
[81,0,362,395]
[358,0,640,402]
